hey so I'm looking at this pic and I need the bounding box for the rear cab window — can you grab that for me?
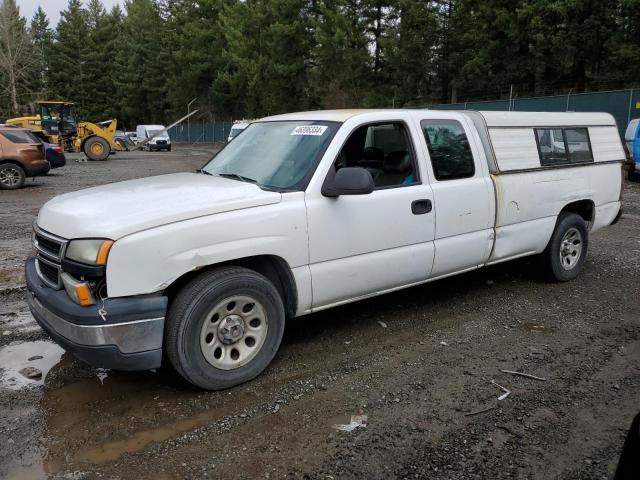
[535,127,593,166]
[421,120,475,180]
[0,130,40,144]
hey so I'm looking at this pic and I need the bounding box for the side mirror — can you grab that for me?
[322,167,374,197]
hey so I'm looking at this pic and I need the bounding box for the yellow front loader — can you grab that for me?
[6,101,127,161]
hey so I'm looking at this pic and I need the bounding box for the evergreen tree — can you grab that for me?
[26,0,640,123]
[48,0,90,113]
[384,0,439,107]
[214,0,313,118]
[166,0,228,118]
[84,0,124,120]
[29,6,53,100]
[118,0,169,124]
[309,0,371,109]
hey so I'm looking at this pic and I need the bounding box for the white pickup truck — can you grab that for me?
[26,109,624,389]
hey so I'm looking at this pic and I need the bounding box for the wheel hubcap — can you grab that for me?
[91,143,104,154]
[200,295,268,370]
[559,227,583,270]
[218,315,245,344]
[0,168,20,186]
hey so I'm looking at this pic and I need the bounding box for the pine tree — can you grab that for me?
[214,0,313,118]
[29,6,53,100]
[165,0,229,118]
[48,0,90,114]
[384,0,439,107]
[83,0,124,120]
[309,0,371,109]
[118,0,169,124]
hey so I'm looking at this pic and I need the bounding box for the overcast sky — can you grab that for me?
[19,0,125,26]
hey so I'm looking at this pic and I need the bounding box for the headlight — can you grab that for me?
[65,239,114,266]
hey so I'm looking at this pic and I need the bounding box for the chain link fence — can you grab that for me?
[167,121,234,144]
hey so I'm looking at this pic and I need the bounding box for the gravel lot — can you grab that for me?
[1,148,639,479]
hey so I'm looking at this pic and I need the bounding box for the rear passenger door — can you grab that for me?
[416,117,494,277]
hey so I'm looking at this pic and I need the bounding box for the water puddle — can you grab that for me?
[40,369,229,472]
[0,340,65,389]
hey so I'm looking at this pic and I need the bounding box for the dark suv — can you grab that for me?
[0,126,50,190]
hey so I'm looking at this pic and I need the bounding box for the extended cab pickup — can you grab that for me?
[26,110,625,390]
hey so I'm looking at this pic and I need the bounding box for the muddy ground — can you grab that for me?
[0,147,639,480]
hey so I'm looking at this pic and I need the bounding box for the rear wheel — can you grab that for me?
[629,164,638,182]
[83,136,110,161]
[540,212,588,281]
[0,163,26,190]
[165,266,285,390]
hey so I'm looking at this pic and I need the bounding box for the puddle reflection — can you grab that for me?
[0,340,65,389]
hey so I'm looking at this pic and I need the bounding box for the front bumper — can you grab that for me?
[149,143,170,150]
[25,257,167,370]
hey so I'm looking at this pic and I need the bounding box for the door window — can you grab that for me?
[333,122,418,188]
[421,120,475,180]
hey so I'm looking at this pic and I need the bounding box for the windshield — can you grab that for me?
[147,129,166,138]
[202,121,338,190]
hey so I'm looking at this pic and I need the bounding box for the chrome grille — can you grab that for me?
[32,225,67,289]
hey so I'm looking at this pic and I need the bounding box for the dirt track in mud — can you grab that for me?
[1,148,639,479]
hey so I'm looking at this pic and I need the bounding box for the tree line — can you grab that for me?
[1,0,639,127]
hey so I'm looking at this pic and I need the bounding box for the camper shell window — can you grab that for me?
[535,127,593,166]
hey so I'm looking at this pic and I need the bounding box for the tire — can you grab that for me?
[115,138,128,151]
[0,163,26,190]
[83,136,110,161]
[167,145,172,152]
[629,165,638,182]
[540,212,589,282]
[165,266,286,390]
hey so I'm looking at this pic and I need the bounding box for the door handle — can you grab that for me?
[411,199,432,215]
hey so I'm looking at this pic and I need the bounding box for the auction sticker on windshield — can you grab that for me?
[291,125,328,136]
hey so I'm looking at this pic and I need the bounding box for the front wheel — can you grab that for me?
[165,266,285,390]
[540,212,589,281]
[83,136,110,161]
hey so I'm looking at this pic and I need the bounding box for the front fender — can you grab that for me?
[105,194,308,298]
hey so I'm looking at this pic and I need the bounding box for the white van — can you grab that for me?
[27,110,624,390]
[136,124,171,151]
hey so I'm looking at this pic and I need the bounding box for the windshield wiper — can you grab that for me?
[218,173,258,184]
[199,169,213,175]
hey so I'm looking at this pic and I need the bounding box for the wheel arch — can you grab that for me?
[559,199,595,227]
[79,134,98,151]
[163,255,298,319]
[0,158,26,170]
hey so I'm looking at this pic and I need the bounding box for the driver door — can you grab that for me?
[305,118,436,309]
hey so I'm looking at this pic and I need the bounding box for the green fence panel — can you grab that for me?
[168,121,233,143]
[568,90,630,133]
[513,95,568,111]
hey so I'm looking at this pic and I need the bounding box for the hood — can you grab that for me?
[37,172,282,240]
